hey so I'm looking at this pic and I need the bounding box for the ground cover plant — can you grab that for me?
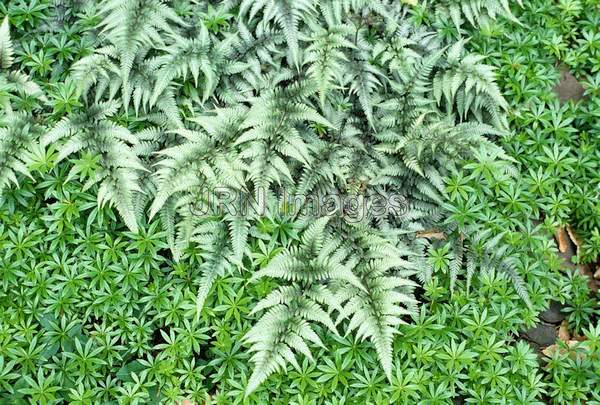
[0,0,598,403]
[443,0,600,264]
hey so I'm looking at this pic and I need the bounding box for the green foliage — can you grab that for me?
[461,0,600,263]
[0,16,45,116]
[0,164,596,403]
[0,0,598,403]
[544,325,600,404]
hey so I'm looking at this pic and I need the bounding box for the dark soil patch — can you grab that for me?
[539,300,565,324]
[553,64,585,103]
[523,323,556,347]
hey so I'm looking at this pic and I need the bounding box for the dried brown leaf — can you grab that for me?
[557,320,570,342]
[542,340,582,358]
[416,230,445,240]
[566,226,582,250]
[555,227,570,253]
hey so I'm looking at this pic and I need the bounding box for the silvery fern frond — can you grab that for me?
[42,101,145,232]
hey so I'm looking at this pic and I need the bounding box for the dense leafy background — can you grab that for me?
[461,0,600,263]
[0,0,599,404]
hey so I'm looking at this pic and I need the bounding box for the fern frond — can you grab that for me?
[0,17,14,71]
